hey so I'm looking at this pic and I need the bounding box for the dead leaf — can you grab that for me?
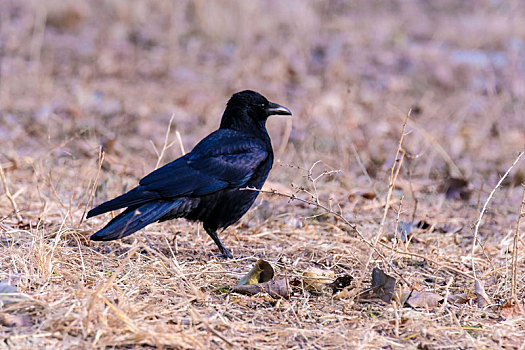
[238,259,274,286]
[397,221,412,242]
[404,291,443,309]
[396,221,431,242]
[500,297,525,320]
[333,287,358,300]
[303,267,335,293]
[415,220,431,230]
[328,275,353,294]
[231,278,290,299]
[361,191,377,200]
[474,280,492,308]
[0,282,19,294]
[448,293,470,305]
[440,177,472,200]
[371,268,396,302]
[348,190,377,202]
[0,282,30,306]
[0,312,32,327]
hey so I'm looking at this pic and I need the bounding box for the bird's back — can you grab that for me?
[160,129,273,231]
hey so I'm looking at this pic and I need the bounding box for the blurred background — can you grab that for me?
[1,0,524,218]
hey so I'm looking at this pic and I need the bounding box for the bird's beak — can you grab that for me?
[266,102,292,116]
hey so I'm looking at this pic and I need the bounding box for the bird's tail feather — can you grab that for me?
[90,201,178,241]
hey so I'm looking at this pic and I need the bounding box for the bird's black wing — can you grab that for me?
[141,129,269,195]
[87,130,268,217]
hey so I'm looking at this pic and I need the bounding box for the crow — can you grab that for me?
[87,90,291,258]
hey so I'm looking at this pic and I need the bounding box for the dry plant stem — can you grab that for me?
[0,165,23,222]
[350,142,372,184]
[377,241,473,279]
[398,112,463,178]
[356,110,410,298]
[276,115,293,156]
[471,151,524,280]
[512,185,525,298]
[86,246,139,336]
[80,147,104,225]
[175,130,186,155]
[155,114,176,169]
[30,1,46,62]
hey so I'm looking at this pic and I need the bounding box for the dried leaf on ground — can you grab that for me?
[303,267,335,293]
[361,191,377,200]
[0,312,32,327]
[396,220,431,242]
[0,281,30,306]
[348,190,377,202]
[440,177,472,200]
[474,280,492,308]
[231,278,290,299]
[238,259,274,286]
[397,221,413,242]
[402,291,443,309]
[371,268,396,302]
[500,297,525,320]
[328,275,353,294]
[448,293,471,305]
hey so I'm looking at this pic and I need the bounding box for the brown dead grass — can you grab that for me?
[1,0,525,348]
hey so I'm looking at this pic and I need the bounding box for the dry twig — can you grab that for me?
[80,147,104,225]
[512,185,525,298]
[0,165,23,222]
[355,110,410,298]
[471,151,524,279]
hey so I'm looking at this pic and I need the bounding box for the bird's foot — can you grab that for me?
[208,247,233,260]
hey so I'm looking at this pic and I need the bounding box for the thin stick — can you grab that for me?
[276,115,292,156]
[0,165,23,222]
[350,142,372,184]
[376,241,474,279]
[29,1,46,62]
[512,184,525,298]
[471,151,524,279]
[155,114,176,169]
[398,113,463,178]
[175,130,186,156]
[80,147,104,225]
[356,110,410,296]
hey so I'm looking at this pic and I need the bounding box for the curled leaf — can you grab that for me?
[238,259,274,286]
[405,291,443,309]
[232,278,290,299]
[303,267,335,293]
[371,268,396,302]
[448,292,470,305]
[474,280,492,308]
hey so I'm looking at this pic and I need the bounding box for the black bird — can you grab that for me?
[87,90,291,258]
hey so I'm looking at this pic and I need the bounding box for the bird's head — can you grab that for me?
[220,90,291,131]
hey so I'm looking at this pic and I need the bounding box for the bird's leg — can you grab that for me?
[205,227,233,259]
[141,229,156,251]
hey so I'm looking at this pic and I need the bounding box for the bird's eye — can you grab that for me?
[259,103,265,108]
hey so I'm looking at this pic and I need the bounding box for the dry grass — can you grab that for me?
[1,0,525,348]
